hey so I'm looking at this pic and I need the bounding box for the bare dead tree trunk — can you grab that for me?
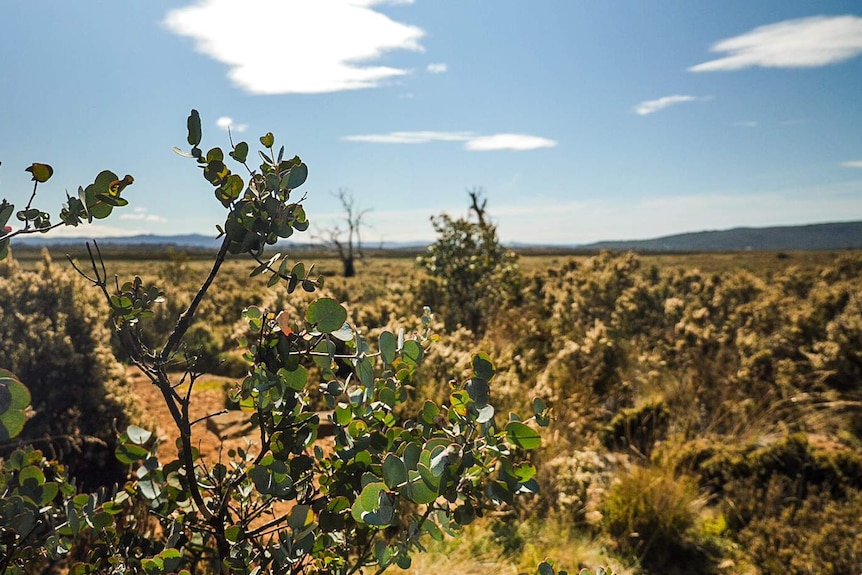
[327,189,370,277]
[468,187,488,227]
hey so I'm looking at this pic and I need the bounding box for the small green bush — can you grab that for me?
[603,464,705,570]
[418,190,521,335]
[0,252,133,489]
[601,401,670,458]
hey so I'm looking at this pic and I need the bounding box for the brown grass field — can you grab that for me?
[5,245,862,574]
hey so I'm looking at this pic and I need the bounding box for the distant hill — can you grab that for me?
[17,233,222,249]
[578,221,862,252]
[12,221,862,252]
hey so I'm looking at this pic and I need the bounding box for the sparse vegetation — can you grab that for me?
[3,117,862,574]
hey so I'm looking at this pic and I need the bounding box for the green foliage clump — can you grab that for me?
[603,464,706,571]
[418,189,520,335]
[739,487,862,575]
[0,252,132,489]
[600,401,669,458]
[0,446,81,574]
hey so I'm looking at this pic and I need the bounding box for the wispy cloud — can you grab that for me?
[343,130,557,151]
[426,62,447,74]
[734,121,758,128]
[164,0,425,94]
[216,116,247,133]
[464,134,557,151]
[344,131,476,144]
[633,95,708,116]
[120,207,168,224]
[690,15,862,72]
[842,160,862,168]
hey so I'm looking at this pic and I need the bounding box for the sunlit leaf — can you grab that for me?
[26,162,53,183]
[306,298,347,334]
[0,369,31,441]
[230,141,249,163]
[126,425,152,445]
[505,421,541,450]
[472,353,495,381]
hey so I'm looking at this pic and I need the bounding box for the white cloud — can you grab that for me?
[343,130,557,151]
[734,121,758,128]
[690,15,862,72]
[633,95,706,116]
[216,116,248,133]
[463,134,557,151]
[120,207,168,224]
[344,131,476,144]
[164,0,425,94]
[842,160,862,168]
[426,62,447,74]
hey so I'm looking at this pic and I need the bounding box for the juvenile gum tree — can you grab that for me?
[418,188,521,335]
[0,112,551,575]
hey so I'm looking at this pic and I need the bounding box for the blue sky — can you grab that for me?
[1,1,861,244]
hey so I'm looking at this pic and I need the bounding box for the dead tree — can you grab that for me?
[468,187,488,227]
[326,189,370,277]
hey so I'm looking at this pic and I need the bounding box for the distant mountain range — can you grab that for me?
[16,233,223,249]
[14,221,862,252]
[577,221,862,252]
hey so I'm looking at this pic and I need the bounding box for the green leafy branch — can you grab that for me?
[0,161,133,260]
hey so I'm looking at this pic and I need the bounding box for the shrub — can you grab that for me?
[600,401,670,458]
[603,464,706,571]
[417,189,521,335]
[0,251,132,489]
[740,487,862,575]
[0,112,553,574]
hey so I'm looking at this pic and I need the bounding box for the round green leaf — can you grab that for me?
[472,353,496,381]
[284,163,308,190]
[505,421,542,450]
[230,141,249,163]
[288,504,313,531]
[26,163,53,183]
[465,377,490,407]
[356,356,373,388]
[306,298,348,334]
[401,340,423,366]
[260,132,275,148]
[420,400,439,424]
[93,170,119,194]
[0,369,31,440]
[115,442,148,464]
[382,454,408,490]
[351,481,386,523]
[379,331,397,365]
[280,365,308,392]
